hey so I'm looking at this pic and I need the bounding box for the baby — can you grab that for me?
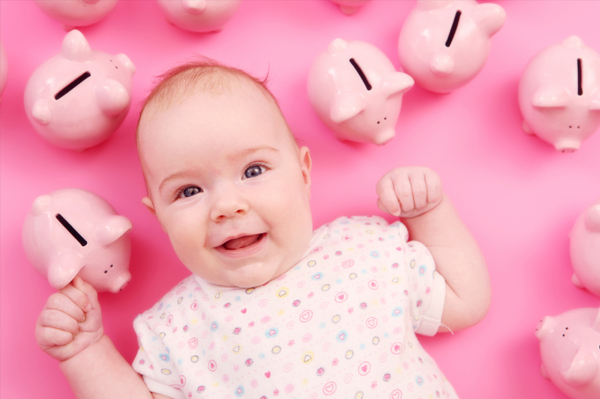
[35,60,491,399]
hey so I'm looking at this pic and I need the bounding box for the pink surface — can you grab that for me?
[1,1,599,398]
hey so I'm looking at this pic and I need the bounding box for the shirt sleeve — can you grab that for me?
[132,314,186,399]
[403,237,446,336]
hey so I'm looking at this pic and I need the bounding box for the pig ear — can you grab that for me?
[31,100,52,126]
[472,3,506,37]
[327,38,350,56]
[95,79,130,116]
[562,36,585,49]
[183,0,207,14]
[96,215,132,246]
[32,195,53,214]
[61,30,93,62]
[330,92,367,123]
[561,350,598,386]
[115,53,136,75]
[584,204,600,233]
[531,85,570,108]
[416,0,452,11]
[381,72,414,97]
[535,316,555,341]
[48,252,85,290]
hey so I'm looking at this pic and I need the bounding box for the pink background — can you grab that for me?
[1,1,600,398]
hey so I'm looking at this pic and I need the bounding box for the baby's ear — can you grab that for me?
[299,147,312,191]
[142,197,157,217]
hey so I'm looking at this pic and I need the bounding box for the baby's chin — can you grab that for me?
[192,262,290,289]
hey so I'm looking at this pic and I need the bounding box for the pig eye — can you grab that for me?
[445,10,462,48]
[55,72,91,100]
[577,58,583,96]
[56,214,88,247]
[349,58,372,91]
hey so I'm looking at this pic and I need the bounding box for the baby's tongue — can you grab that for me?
[224,234,260,250]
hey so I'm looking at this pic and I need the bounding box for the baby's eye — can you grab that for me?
[179,186,202,198]
[244,165,266,179]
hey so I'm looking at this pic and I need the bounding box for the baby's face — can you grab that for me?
[138,83,313,288]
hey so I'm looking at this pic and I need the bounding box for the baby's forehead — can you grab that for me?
[143,71,273,119]
[138,75,297,173]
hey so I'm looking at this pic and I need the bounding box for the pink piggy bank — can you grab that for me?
[157,0,241,33]
[329,0,371,15]
[35,0,118,29]
[307,38,414,145]
[0,42,7,98]
[536,308,600,399]
[22,188,132,293]
[24,30,135,151]
[519,36,600,152]
[398,0,505,93]
[570,200,600,296]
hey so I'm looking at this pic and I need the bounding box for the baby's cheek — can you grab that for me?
[168,220,205,257]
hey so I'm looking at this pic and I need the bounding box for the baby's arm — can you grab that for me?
[36,277,165,399]
[376,167,491,332]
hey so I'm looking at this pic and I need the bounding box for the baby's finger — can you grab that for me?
[59,279,93,314]
[393,175,415,213]
[424,170,443,204]
[36,325,75,350]
[376,177,401,216]
[408,172,428,210]
[72,276,99,310]
[45,292,86,323]
[72,277,103,334]
[37,308,80,335]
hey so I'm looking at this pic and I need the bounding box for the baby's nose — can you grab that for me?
[210,189,249,221]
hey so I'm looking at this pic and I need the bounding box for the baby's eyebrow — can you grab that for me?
[228,145,280,161]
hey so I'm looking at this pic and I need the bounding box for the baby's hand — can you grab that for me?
[376,167,443,219]
[35,277,104,362]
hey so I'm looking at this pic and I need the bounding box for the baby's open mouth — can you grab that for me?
[222,233,265,250]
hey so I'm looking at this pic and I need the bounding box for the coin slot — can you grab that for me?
[577,58,583,96]
[56,214,88,246]
[55,72,91,100]
[349,58,372,91]
[445,10,462,47]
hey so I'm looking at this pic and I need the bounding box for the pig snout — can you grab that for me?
[109,272,131,293]
[430,54,454,77]
[373,128,396,145]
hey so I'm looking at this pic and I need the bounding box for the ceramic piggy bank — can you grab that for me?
[157,0,241,33]
[398,0,505,93]
[536,308,600,399]
[22,188,132,293]
[519,36,600,152]
[570,200,600,296]
[0,42,7,98]
[307,38,414,145]
[35,0,118,29]
[24,30,135,151]
[329,0,371,15]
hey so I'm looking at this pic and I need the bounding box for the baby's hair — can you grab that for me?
[136,57,301,152]
[137,57,283,138]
